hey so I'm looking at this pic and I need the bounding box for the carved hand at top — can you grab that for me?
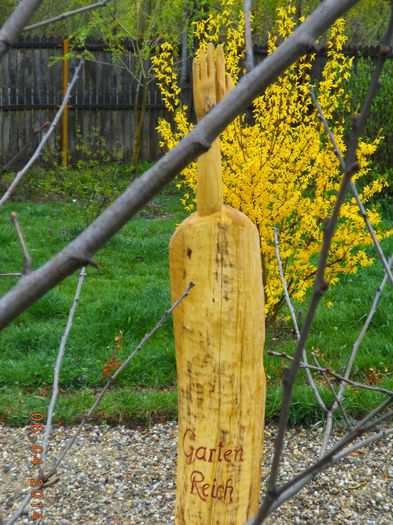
[193,43,234,122]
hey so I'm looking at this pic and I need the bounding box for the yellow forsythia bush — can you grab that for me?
[153,1,391,316]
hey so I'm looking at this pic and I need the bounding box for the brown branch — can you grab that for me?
[4,493,31,525]
[10,212,32,274]
[311,352,351,430]
[255,400,393,521]
[0,0,42,60]
[0,61,84,207]
[253,8,393,522]
[0,0,362,332]
[40,267,86,476]
[247,401,393,525]
[22,0,111,32]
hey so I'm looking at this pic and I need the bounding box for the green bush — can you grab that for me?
[347,57,393,177]
[2,128,137,225]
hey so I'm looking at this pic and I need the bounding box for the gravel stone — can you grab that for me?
[0,422,391,524]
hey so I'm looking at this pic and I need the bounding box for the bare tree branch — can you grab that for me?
[320,253,393,454]
[311,352,351,430]
[309,84,393,289]
[40,267,86,476]
[22,0,111,32]
[252,7,393,522]
[333,426,393,462]
[247,399,393,524]
[0,273,21,278]
[274,227,327,412]
[0,60,84,208]
[0,0,42,60]
[268,351,393,398]
[0,0,362,332]
[4,282,194,525]
[244,0,254,72]
[10,212,32,274]
[45,280,194,480]
[4,493,31,525]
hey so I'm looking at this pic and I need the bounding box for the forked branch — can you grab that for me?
[22,1,111,32]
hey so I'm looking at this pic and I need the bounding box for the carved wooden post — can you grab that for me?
[170,43,266,524]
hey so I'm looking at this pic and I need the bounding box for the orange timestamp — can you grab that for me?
[29,412,46,521]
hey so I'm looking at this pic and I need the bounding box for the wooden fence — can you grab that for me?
[0,37,388,168]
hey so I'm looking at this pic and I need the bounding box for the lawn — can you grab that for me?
[0,186,392,426]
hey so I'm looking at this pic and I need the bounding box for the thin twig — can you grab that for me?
[45,281,195,479]
[311,352,352,430]
[320,253,393,454]
[5,282,195,525]
[273,229,300,338]
[333,426,393,462]
[0,273,21,278]
[274,227,327,412]
[309,84,393,289]
[268,350,393,397]
[253,402,393,522]
[39,267,86,476]
[335,253,393,397]
[10,212,32,274]
[0,60,84,207]
[244,0,254,72]
[22,0,111,32]
[4,493,31,525]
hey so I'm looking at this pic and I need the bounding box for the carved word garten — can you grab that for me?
[183,428,245,503]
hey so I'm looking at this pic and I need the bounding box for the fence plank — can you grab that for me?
[0,40,389,168]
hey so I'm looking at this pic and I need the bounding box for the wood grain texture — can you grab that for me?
[170,205,265,524]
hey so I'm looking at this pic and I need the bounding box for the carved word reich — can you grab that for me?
[183,428,245,503]
[190,471,234,502]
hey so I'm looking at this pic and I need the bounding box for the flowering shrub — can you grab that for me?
[153,1,391,316]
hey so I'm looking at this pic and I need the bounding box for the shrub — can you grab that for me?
[153,1,392,316]
[3,128,130,226]
[346,57,393,176]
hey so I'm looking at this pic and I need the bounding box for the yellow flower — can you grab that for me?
[153,1,390,316]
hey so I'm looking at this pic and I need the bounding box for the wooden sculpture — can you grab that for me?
[169,43,266,525]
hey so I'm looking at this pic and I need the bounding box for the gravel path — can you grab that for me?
[1,422,392,524]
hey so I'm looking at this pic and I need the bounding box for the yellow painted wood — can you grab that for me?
[170,44,266,524]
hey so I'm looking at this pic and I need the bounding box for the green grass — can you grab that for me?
[0,188,392,427]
